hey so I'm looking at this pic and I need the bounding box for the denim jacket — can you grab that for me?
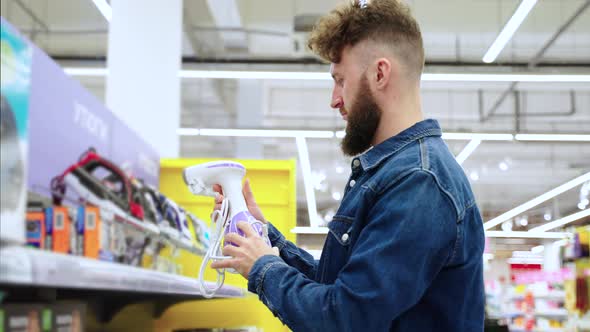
[248,119,485,332]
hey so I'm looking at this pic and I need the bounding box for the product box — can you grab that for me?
[44,207,71,254]
[0,303,52,332]
[50,302,85,332]
[75,205,115,261]
[26,210,45,249]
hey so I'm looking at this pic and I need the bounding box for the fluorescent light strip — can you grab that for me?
[455,139,481,165]
[485,231,569,239]
[516,134,590,142]
[92,0,112,22]
[443,133,514,141]
[198,128,334,138]
[507,257,543,264]
[178,128,590,142]
[63,67,590,82]
[529,209,590,233]
[484,172,590,230]
[176,128,200,136]
[296,137,321,228]
[64,67,108,76]
[180,70,329,80]
[421,73,590,82]
[483,0,537,63]
[290,228,573,238]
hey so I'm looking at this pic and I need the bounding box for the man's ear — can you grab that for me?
[374,57,393,90]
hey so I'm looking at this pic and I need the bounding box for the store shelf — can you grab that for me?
[98,206,205,256]
[107,209,161,236]
[509,291,566,301]
[503,309,569,319]
[0,245,242,298]
[509,326,564,332]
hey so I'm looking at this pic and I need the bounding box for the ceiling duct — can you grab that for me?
[294,14,321,32]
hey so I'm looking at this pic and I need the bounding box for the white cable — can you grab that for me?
[196,198,271,298]
[198,198,231,298]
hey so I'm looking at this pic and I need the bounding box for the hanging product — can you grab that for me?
[49,148,154,265]
[183,160,271,298]
[50,148,145,220]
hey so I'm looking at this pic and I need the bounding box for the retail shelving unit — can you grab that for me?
[0,246,244,322]
[508,327,565,332]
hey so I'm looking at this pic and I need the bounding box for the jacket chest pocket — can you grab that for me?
[319,218,354,284]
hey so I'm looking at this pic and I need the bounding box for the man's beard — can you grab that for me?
[340,74,382,157]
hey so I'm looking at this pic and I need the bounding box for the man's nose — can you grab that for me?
[331,89,343,109]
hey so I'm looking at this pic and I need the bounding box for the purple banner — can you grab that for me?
[25,33,159,197]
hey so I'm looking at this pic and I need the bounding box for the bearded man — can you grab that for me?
[211,1,485,331]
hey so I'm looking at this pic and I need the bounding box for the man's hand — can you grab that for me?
[210,221,279,279]
[213,179,266,223]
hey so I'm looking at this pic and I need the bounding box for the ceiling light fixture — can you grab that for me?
[176,128,200,136]
[499,161,509,171]
[485,231,570,239]
[483,172,590,230]
[501,220,513,232]
[515,134,590,142]
[455,139,481,165]
[63,67,590,82]
[507,257,543,265]
[91,0,112,22]
[332,191,342,201]
[483,0,538,63]
[528,209,590,233]
[197,128,334,138]
[64,67,107,77]
[442,133,513,141]
[531,245,545,254]
[177,128,590,142]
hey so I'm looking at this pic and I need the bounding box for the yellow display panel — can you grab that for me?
[155,158,296,332]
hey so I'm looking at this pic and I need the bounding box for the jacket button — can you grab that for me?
[352,159,360,168]
[349,180,356,187]
[341,233,349,242]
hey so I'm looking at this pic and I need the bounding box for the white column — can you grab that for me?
[106,0,182,158]
[543,240,561,271]
[234,80,263,159]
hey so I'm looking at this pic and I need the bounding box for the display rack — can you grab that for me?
[508,326,565,332]
[509,291,566,301]
[503,309,569,318]
[108,209,206,256]
[0,245,244,321]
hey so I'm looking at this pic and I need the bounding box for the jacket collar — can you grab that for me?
[358,119,442,171]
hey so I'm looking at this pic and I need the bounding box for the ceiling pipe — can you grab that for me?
[480,0,590,123]
[479,91,576,120]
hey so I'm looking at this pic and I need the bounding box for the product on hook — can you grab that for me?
[183,160,271,298]
[50,148,153,264]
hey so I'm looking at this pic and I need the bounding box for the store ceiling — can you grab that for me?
[2,0,589,244]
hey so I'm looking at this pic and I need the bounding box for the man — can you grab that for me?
[211,0,485,331]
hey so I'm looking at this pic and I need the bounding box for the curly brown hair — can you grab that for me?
[308,0,424,80]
